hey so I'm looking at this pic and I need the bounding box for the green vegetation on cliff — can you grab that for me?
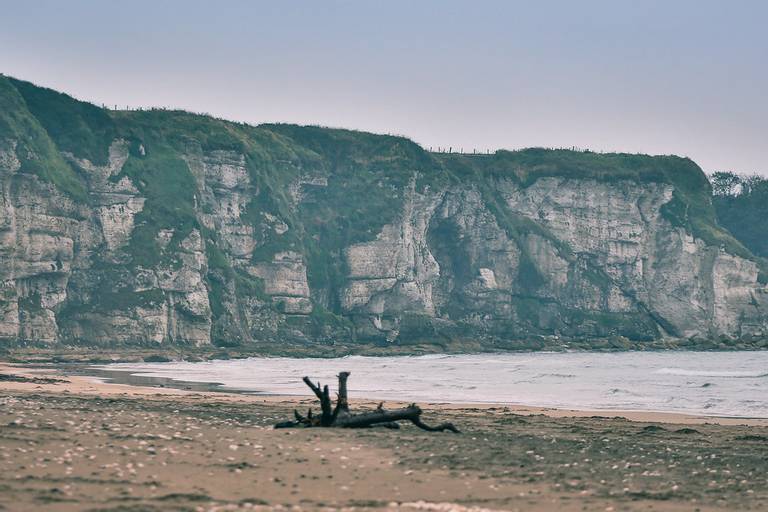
[3,75,743,269]
[8,76,117,166]
[438,149,752,262]
[711,172,768,282]
[0,76,88,200]
[2,75,766,348]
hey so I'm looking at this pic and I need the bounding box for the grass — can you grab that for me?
[8,76,116,165]
[0,76,88,201]
[117,146,198,268]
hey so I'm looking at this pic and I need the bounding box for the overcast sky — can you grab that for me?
[1,0,766,174]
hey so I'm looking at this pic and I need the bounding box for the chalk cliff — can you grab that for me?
[1,76,766,348]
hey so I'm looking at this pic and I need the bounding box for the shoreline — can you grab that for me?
[3,362,766,427]
[2,342,767,366]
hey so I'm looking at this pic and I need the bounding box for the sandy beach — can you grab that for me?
[1,363,767,511]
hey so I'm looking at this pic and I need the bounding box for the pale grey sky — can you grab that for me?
[1,0,766,173]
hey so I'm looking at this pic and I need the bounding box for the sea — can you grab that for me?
[95,351,768,418]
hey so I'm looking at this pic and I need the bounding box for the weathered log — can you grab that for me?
[373,421,401,429]
[335,404,460,432]
[274,372,459,433]
[334,405,422,428]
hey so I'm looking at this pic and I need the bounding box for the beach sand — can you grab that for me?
[1,363,767,511]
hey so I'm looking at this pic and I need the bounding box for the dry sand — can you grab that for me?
[1,363,767,511]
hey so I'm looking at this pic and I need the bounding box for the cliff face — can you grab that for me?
[1,76,767,348]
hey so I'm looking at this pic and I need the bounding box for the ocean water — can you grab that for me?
[97,351,768,418]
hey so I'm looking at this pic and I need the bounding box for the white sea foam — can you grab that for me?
[97,351,768,418]
[655,368,768,378]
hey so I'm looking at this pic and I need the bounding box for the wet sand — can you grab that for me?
[1,363,767,511]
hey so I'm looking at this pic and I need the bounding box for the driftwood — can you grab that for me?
[274,371,459,433]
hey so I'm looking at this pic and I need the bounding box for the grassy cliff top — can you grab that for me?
[0,75,707,190]
[0,74,757,266]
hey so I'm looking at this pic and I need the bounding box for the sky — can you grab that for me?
[1,0,766,174]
